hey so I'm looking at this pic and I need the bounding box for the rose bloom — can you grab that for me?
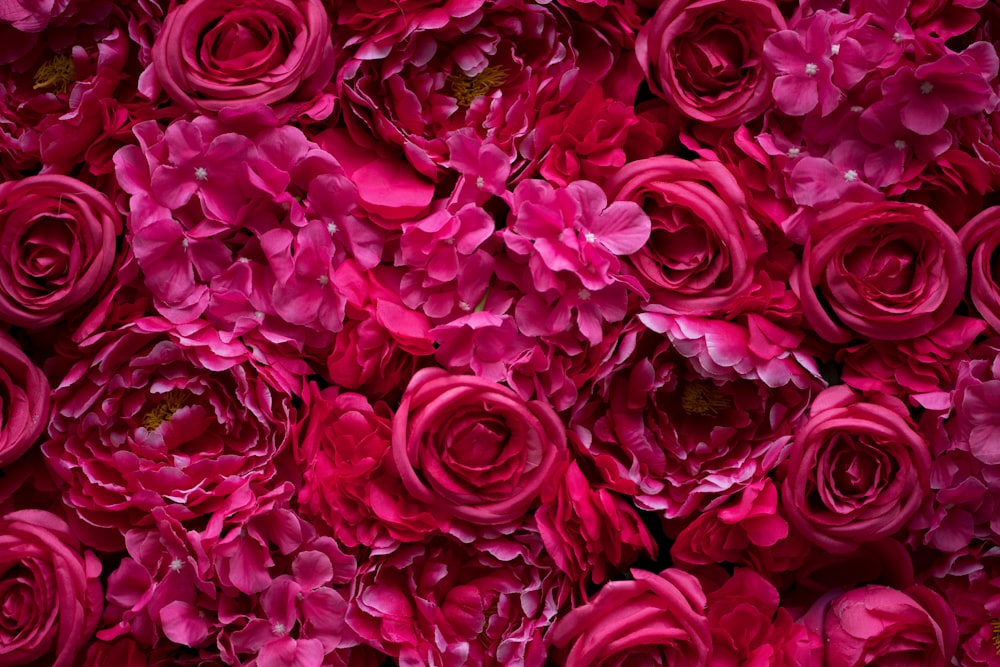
[152,0,335,118]
[392,368,566,527]
[41,317,297,551]
[960,205,1000,333]
[347,532,567,667]
[0,510,103,667]
[605,156,767,315]
[817,585,959,667]
[549,567,711,666]
[0,174,121,327]
[0,330,49,468]
[782,386,931,553]
[636,0,785,126]
[791,201,966,343]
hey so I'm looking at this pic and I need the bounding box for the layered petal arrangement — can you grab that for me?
[0,1,997,666]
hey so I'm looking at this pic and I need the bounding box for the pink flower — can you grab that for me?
[41,318,297,551]
[339,1,617,179]
[536,461,656,586]
[605,157,767,316]
[637,0,785,126]
[578,323,811,519]
[879,43,999,136]
[961,206,1000,333]
[0,174,121,327]
[550,568,710,666]
[0,509,104,667]
[296,386,439,548]
[152,0,336,119]
[347,532,567,667]
[707,569,823,667]
[392,368,567,527]
[814,585,959,667]
[0,331,49,468]
[781,386,930,553]
[790,201,966,343]
[764,11,869,117]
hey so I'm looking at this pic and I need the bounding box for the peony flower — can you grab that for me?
[781,386,930,553]
[347,532,567,667]
[0,509,104,667]
[577,317,814,519]
[637,0,785,126]
[0,174,121,327]
[338,0,618,180]
[549,567,711,666]
[41,317,297,551]
[152,0,336,120]
[392,367,567,528]
[790,201,966,343]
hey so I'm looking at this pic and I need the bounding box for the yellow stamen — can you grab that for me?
[681,381,731,417]
[142,390,188,431]
[991,619,1000,655]
[33,55,76,93]
[448,66,508,107]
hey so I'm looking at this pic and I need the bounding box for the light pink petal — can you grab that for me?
[160,601,211,647]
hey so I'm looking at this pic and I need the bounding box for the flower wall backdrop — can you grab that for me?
[0,0,998,665]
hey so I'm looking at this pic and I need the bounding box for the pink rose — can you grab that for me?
[818,585,959,667]
[0,175,121,327]
[0,331,49,468]
[791,201,966,343]
[605,157,767,315]
[152,0,335,118]
[960,205,1000,333]
[392,368,567,526]
[550,568,711,666]
[636,0,785,126]
[782,386,931,553]
[0,510,103,667]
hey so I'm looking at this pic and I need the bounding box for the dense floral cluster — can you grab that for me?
[0,0,998,665]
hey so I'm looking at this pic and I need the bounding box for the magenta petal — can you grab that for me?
[293,551,333,590]
[160,601,211,647]
[772,76,819,116]
[590,201,651,255]
[258,637,325,667]
[901,96,949,135]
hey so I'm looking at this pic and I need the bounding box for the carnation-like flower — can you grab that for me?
[347,532,568,666]
[42,317,297,551]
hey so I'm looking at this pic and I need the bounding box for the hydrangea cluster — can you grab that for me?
[0,0,997,665]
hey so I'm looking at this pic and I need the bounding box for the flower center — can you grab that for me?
[449,66,508,107]
[142,390,188,431]
[33,55,76,92]
[681,381,731,416]
[992,619,1000,655]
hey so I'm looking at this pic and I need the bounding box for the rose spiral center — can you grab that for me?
[142,389,188,431]
[449,66,508,107]
[33,55,76,92]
